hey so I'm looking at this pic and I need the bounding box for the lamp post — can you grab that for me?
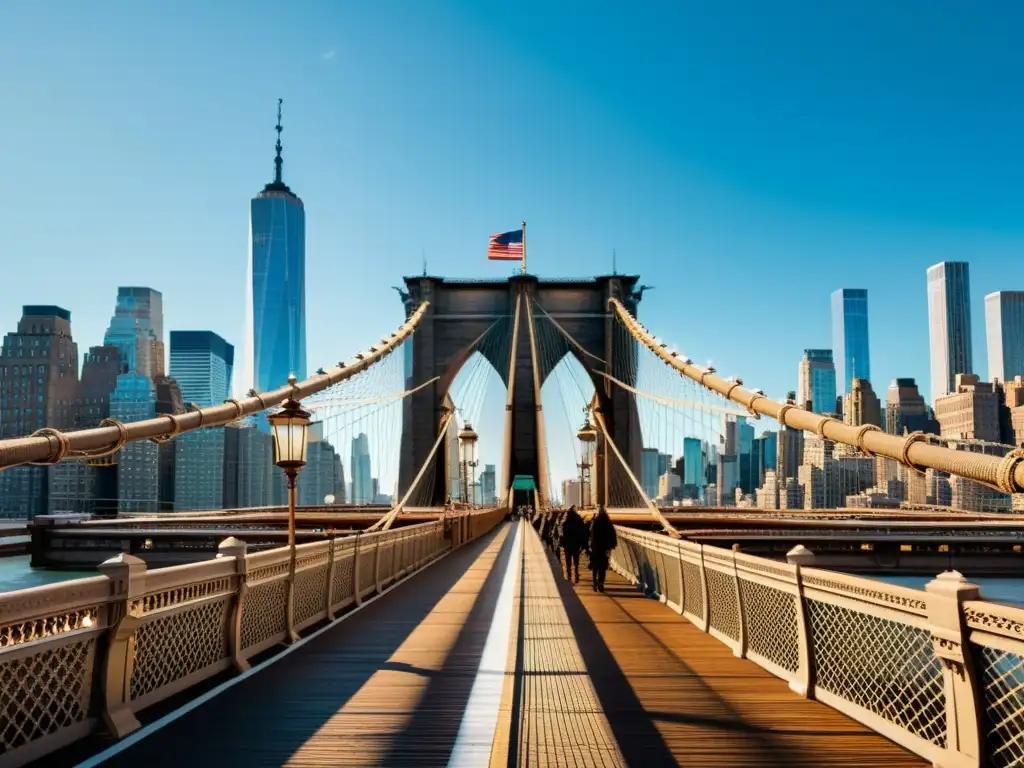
[577,416,597,508]
[458,422,479,506]
[268,394,310,642]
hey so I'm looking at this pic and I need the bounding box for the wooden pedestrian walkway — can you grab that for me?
[75,520,926,767]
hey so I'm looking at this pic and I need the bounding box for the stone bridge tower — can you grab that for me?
[397,274,643,507]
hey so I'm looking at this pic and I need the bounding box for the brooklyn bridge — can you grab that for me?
[0,273,1022,767]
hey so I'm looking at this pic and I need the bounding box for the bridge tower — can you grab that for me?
[397,274,643,507]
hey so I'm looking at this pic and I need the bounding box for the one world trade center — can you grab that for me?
[244,99,306,430]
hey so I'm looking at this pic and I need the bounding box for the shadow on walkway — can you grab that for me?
[374,524,517,767]
[95,527,510,768]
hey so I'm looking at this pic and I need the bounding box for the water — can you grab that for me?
[874,575,1024,609]
[0,556,95,593]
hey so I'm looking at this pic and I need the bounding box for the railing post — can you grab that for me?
[97,553,146,738]
[674,541,685,616]
[925,571,983,768]
[697,544,711,633]
[353,533,363,606]
[373,536,383,593]
[786,544,816,699]
[325,536,338,620]
[731,544,747,658]
[217,536,249,672]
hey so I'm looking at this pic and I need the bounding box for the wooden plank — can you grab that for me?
[511,525,625,768]
[95,526,516,767]
[551,550,929,767]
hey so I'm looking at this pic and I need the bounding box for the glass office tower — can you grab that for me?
[831,289,871,394]
[927,262,973,404]
[245,100,306,427]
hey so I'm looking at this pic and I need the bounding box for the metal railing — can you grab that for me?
[0,507,507,767]
[611,525,1024,768]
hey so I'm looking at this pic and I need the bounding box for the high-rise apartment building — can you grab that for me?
[245,100,306,413]
[927,262,973,404]
[831,289,870,394]
[985,291,1024,384]
[170,332,234,511]
[0,306,80,518]
[797,349,837,414]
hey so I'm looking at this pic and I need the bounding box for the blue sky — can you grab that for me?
[3,2,1023,491]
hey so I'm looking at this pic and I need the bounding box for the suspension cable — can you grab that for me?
[609,298,1024,496]
[0,303,430,471]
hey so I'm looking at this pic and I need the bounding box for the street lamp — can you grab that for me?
[576,416,598,508]
[458,422,479,505]
[268,395,310,640]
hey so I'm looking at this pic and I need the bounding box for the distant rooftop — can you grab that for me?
[23,305,71,321]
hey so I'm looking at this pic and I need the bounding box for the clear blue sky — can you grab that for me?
[3,2,1024,491]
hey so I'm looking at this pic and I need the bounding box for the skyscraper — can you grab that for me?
[797,349,837,414]
[0,306,80,518]
[831,289,870,394]
[245,99,306,413]
[985,291,1024,383]
[110,373,158,513]
[170,332,234,511]
[927,261,973,404]
[104,287,164,378]
[170,331,234,407]
[350,433,372,504]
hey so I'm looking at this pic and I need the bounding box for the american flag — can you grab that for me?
[487,229,524,261]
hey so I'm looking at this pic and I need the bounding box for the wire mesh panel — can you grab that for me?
[293,564,329,628]
[330,552,355,609]
[0,637,96,756]
[239,579,289,652]
[662,547,682,608]
[130,598,231,702]
[976,645,1024,767]
[705,567,740,642]
[682,560,704,619]
[807,599,947,747]
[739,578,799,673]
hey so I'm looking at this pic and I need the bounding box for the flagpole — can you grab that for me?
[521,219,527,276]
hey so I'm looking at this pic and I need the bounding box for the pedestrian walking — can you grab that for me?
[588,506,617,592]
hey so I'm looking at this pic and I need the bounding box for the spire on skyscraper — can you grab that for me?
[263,97,295,196]
[274,98,284,183]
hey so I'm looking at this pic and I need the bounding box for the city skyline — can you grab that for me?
[4,3,1024,490]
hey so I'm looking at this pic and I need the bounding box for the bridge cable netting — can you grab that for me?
[5,306,430,517]
[609,299,1024,513]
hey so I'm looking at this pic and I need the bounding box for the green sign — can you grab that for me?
[511,475,536,491]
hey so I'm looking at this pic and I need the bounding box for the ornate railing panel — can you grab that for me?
[610,525,1022,768]
[0,508,505,767]
[963,600,1024,768]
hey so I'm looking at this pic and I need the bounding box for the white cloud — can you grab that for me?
[322,49,336,60]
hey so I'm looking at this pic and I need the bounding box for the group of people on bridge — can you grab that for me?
[531,506,618,592]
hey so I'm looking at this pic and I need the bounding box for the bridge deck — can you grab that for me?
[83,521,925,767]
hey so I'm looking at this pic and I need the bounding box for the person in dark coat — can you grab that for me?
[588,506,617,592]
[559,506,587,583]
[550,511,566,559]
[539,513,552,547]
